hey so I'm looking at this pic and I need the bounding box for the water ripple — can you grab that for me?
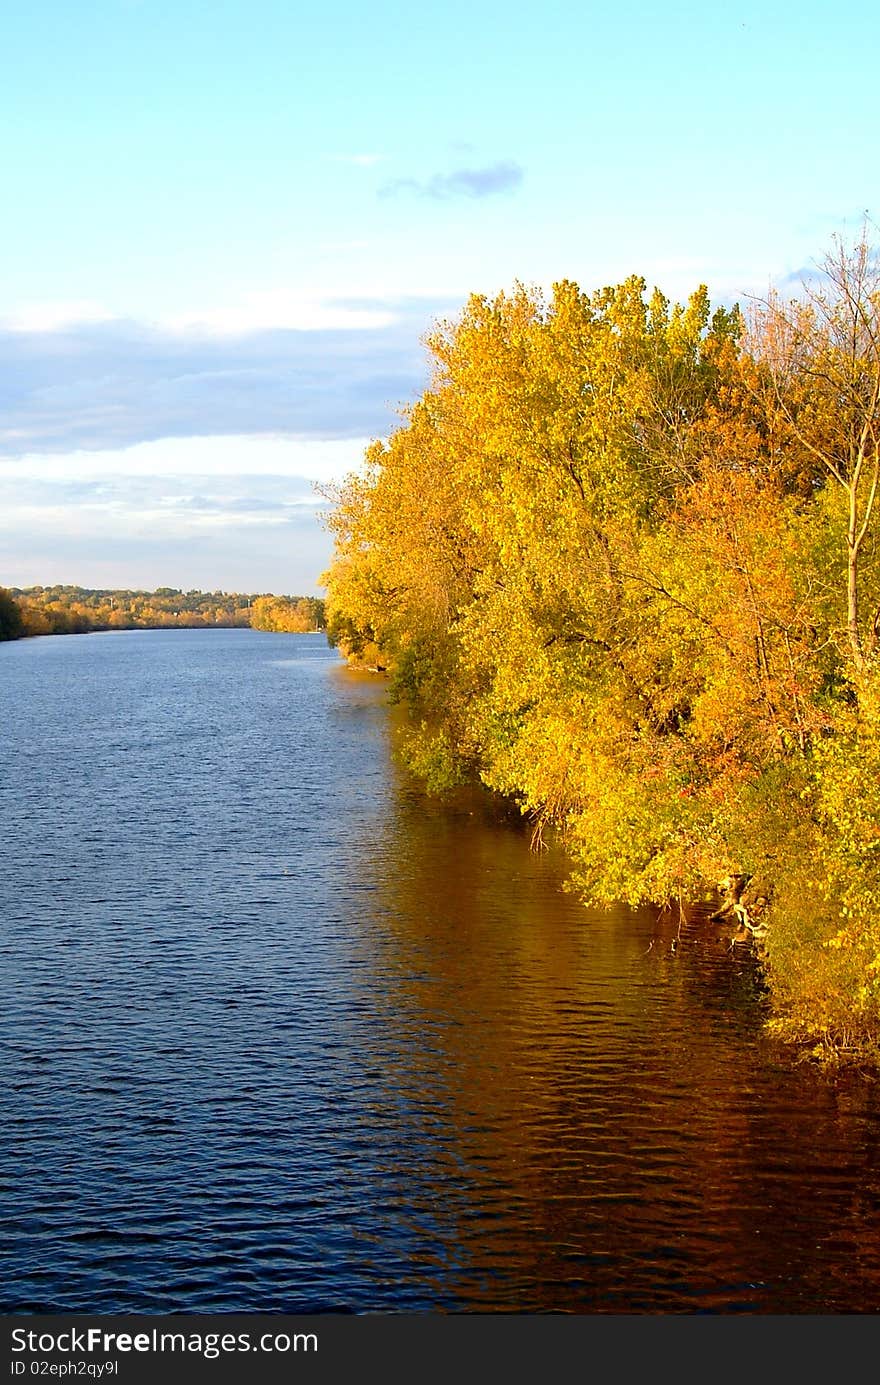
[2,630,880,1312]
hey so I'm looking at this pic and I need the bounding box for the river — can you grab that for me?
[2,628,880,1312]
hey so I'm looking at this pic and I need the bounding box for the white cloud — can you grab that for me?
[2,300,116,333]
[164,294,396,335]
[2,291,397,339]
[0,504,302,534]
[0,434,372,484]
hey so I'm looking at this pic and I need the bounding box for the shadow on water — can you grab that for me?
[336,670,880,1313]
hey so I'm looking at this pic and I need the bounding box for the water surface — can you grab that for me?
[2,629,880,1312]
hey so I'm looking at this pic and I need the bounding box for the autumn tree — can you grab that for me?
[748,230,880,676]
[320,246,880,1057]
[250,594,324,633]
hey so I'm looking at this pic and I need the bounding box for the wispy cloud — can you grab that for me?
[380,160,524,201]
[2,295,396,338]
[4,301,117,333]
[0,468,335,591]
[0,508,333,593]
[0,436,371,483]
[0,471,323,533]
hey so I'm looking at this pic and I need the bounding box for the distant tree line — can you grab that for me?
[0,586,326,639]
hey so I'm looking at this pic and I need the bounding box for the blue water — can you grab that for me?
[2,629,880,1312]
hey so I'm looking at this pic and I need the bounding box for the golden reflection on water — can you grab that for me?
[334,668,880,1311]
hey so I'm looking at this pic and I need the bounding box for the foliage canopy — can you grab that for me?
[323,235,880,1059]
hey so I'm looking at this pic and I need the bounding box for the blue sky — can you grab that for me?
[1,0,877,593]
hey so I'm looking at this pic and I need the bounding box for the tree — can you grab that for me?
[0,587,23,640]
[749,228,880,675]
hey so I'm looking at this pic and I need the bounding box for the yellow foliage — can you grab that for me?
[323,242,880,1059]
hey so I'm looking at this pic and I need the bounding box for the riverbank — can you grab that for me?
[322,249,880,1065]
